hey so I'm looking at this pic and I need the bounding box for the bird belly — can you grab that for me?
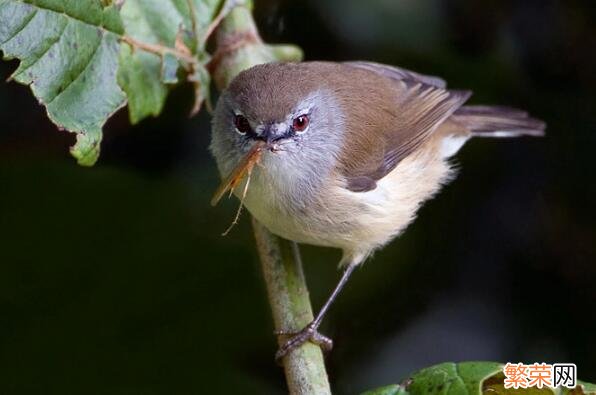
[239,148,455,259]
[239,176,337,248]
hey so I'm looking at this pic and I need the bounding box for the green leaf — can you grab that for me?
[408,362,503,395]
[0,0,228,164]
[0,0,127,165]
[1,0,298,165]
[117,0,181,123]
[361,362,596,395]
[117,0,226,123]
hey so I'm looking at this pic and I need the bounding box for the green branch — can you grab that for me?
[253,221,332,395]
[211,5,330,395]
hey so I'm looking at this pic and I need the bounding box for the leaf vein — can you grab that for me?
[15,16,68,77]
[0,6,37,46]
[19,0,121,35]
[46,34,104,105]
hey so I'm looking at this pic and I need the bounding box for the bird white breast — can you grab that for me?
[239,143,455,265]
[331,147,455,262]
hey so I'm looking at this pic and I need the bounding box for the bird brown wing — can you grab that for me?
[344,61,447,89]
[337,65,471,192]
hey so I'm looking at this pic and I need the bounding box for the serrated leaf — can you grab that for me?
[1,0,292,165]
[0,0,226,164]
[0,0,127,165]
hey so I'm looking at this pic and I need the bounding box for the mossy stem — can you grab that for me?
[212,5,330,395]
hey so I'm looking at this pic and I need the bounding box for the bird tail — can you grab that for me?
[452,105,546,138]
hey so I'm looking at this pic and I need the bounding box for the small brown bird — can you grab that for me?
[210,61,545,360]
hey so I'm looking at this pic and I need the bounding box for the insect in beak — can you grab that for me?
[210,140,267,207]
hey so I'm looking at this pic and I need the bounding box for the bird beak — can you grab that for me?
[210,141,266,206]
[258,123,288,145]
[261,126,276,145]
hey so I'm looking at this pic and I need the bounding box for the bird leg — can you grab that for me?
[275,262,358,362]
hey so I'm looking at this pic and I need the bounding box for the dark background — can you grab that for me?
[1,0,595,393]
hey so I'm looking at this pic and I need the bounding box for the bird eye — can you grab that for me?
[292,114,309,133]
[234,114,252,135]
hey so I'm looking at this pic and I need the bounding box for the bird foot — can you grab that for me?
[274,322,333,362]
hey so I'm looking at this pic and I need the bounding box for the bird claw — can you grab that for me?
[274,322,333,363]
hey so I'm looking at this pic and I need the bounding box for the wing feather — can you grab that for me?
[339,66,470,192]
[345,61,447,89]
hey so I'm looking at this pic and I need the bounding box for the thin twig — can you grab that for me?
[200,0,239,49]
[253,224,332,395]
[185,0,199,48]
[212,5,330,394]
[121,35,197,66]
